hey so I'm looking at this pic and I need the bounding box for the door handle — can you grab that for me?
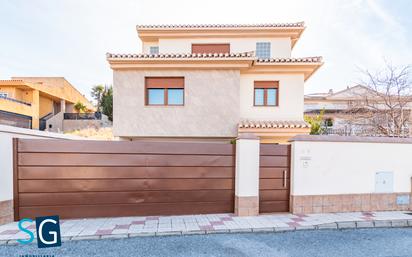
[283,170,287,188]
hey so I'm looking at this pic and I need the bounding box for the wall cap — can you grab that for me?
[236,133,259,140]
[0,124,87,140]
[289,134,412,144]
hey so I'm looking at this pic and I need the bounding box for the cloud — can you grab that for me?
[0,0,410,96]
[365,0,399,27]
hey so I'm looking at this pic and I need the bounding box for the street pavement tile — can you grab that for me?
[1,211,412,241]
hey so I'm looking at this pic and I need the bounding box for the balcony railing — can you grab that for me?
[64,112,102,120]
[0,95,31,106]
[321,127,410,137]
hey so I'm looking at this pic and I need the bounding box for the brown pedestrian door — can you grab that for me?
[13,139,235,220]
[259,144,290,213]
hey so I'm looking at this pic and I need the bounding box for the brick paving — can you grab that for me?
[1,211,412,243]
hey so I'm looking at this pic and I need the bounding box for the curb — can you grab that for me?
[1,219,411,244]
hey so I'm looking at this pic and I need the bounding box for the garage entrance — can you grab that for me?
[13,139,235,220]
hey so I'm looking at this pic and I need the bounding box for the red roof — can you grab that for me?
[106,53,323,64]
[137,22,305,29]
[239,120,310,129]
[106,52,254,59]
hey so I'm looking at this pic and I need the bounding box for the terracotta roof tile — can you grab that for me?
[137,22,305,29]
[106,52,254,59]
[106,53,322,64]
[238,120,310,129]
[256,56,322,63]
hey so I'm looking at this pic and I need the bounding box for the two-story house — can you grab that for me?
[0,77,98,132]
[107,23,323,143]
[305,85,412,136]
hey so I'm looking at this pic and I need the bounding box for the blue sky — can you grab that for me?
[0,0,411,99]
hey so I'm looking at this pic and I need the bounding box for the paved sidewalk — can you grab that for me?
[1,211,412,244]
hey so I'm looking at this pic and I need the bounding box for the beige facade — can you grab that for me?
[108,23,322,142]
[114,70,240,138]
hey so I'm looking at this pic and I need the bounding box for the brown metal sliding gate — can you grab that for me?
[259,144,291,213]
[13,139,235,220]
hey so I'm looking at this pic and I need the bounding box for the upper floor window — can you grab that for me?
[191,44,230,54]
[256,42,271,59]
[0,92,8,98]
[254,81,279,106]
[150,46,159,54]
[145,77,184,106]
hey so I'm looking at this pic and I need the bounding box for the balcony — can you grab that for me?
[0,95,31,106]
[0,96,33,117]
[64,112,102,120]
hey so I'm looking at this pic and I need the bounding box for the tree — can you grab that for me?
[74,101,87,113]
[304,109,325,135]
[357,63,412,137]
[91,85,105,111]
[101,86,113,121]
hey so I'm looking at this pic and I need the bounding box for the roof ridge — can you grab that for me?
[137,22,305,29]
[0,79,24,81]
[256,56,323,63]
[106,51,255,59]
[106,52,322,63]
[238,119,310,129]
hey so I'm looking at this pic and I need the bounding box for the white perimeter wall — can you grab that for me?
[291,139,412,196]
[0,125,85,202]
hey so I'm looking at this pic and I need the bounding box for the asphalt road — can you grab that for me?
[1,228,412,257]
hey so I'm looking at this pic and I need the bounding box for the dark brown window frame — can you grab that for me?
[145,77,185,106]
[191,43,231,54]
[253,81,279,107]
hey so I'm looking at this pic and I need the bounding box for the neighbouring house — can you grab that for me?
[0,77,107,132]
[305,85,412,136]
[107,22,323,143]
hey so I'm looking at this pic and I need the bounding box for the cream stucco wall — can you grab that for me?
[11,77,94,110]
[39,95,54,117]
[113,70,240,138]
[235,137,260,197]
[0,88,17,98]
[155,38,291,58]
[240,74,304,121]
[291,140,412,196]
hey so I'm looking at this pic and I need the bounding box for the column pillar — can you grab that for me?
[60,99,66,113]
[235,133,260,216]
[31,90,40,129]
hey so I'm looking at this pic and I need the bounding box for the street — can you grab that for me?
[1,228,412,257]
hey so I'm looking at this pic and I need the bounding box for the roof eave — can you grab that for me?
[137,27,305,42]
[107,58,254,70]
[248,61,323,81]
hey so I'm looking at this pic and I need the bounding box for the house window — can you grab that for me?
[145,77,184,106]
[191,44,230,54]
[0,92,8,98]
[149,46,159,54]
[256,42,271,59]
[254,81,279,106]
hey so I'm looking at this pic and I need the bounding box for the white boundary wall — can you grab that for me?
[0,125,86,202]
[290,135,412,196]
